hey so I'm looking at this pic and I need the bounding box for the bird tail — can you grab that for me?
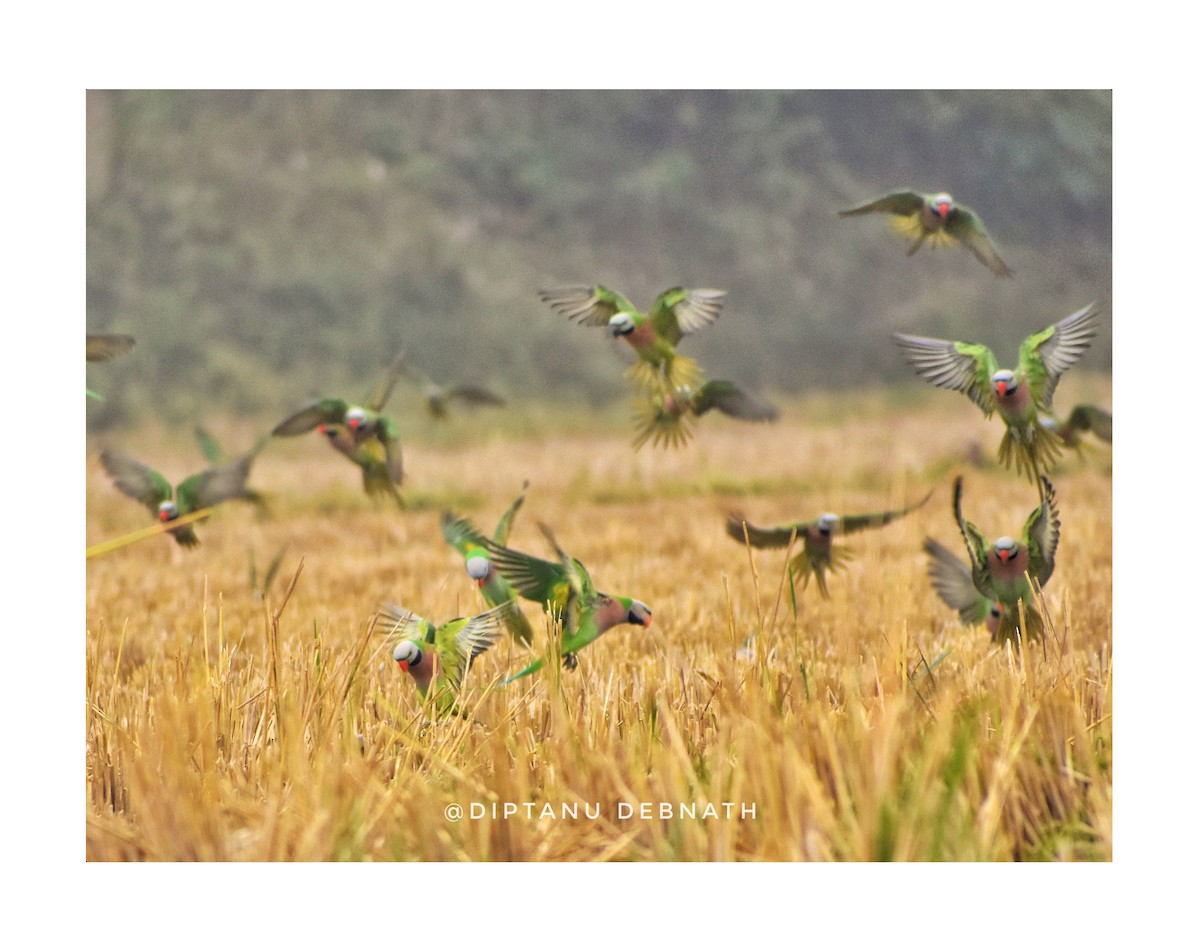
[995,599,1045,646]
[630,396,694,451]
[362,464,405,508]
[997,422,1063,485]
[500,656,545,685]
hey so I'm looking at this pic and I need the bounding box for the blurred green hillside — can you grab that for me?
[85,90,1111,429]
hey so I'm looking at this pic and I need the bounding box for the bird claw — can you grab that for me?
[563,652,579,671]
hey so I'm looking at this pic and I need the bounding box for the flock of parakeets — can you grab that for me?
[88,188,1112,714]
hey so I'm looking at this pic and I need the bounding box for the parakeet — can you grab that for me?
[894,302,1100,487]
[725,490,932,599]
[99,443,263,548]
[376,600,517,716]
[952,475,1060,645]
[481,522,651,681]
[631,378,779,450]
[442,482,535,647]
[395,355,506,420]
[1039,404,1112,459]
[272,352,405,504]
[839,189,1013,277]
[86,333,135,400]
[922,536,1004,639]
[538,284,724,394]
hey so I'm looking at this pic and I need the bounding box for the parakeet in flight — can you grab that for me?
[442,482,535,647]
[376,600,517,716]
[952,475,1060,645]
[894,302,1100,487]
[271,352,406,504]
[725,490,932,599]
[394,354,506,421]
[481,522,651,681]
[839,189,1013,277]
[631,378,779,450]
[99,442,264,548]
[538,284,724,394]
[1039,404,1112,461]
[922,537,1004,639]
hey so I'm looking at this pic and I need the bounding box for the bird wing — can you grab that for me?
[648,287,725,346]
[444,384,506,408]
[373,416,404,484]
[838,190,926,217]
[376,604,434,644]
[483,537,570,608]
[725,513,808,549]
[538,284,631,327]
[691,380,779,422]
[952,476,993,597]
[100,450,174,513]
[442,512,488,557]
[86,334,136,362]
[193,424,223,464]
[923,537,994,625]
[1066,404,1112,442]
[177,452,256,513]
[271,398,349,436]
[893,334,998,416]
[944,205,1014,277]
[535,522,591,636]
[441,602,511,676]
[1020,302,1100,410]
[492,481,529,546]
[366,351,408,412]
[1023,477,1061,587]
[835,490,932,535]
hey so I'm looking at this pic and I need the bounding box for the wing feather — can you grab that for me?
[894,334,997,415]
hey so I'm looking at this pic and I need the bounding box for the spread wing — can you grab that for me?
[724,513,810,549]
[893,334,999,416]
[1066,404,1112,442]
[176,452,256,513]
[100,450,174,513]
[835,490,932,535]
[691,380,779,422]
[271,398,350,436]
[952,476,992,597]
[492,481,529,546]
[538,284,632,327]
[944,204,1014,277]
[923,537,995,625]
[442,512,488,558]
[366,351,408,412]
[482,537,570,609]
[1023,477,1061,587]
[648,287,725,346]
[838,190,925,218]
[1019,302,1100,409]
[376,604,434,645]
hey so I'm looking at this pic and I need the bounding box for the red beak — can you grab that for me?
[996,380,1008,396]
[349,418,361,429]
[159,511,169,522]
[474,578,485,588]
[998,548,1011,562]
[317,423,327,434]
[398,661,409,673]
[937,203,950,218]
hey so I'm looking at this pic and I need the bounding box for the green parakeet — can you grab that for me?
[376,600,516,716]
[952,475,1060,645]
[631,378,779,450]
[442,482,535,647]
[894,302,1100,487]
[922,537,1004,639]
[1039,404,1112,460]
[481,522,651,681]
[726,490,932,599]
[538,283,723,394]
[272,352,405,504]
[839,189,1013,277]
[395,354,506,420]
[100,442,264,548]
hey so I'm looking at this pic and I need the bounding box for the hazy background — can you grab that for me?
[85,89,1111,430]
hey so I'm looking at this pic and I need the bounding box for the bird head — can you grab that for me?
[392,640,423,673]
[346,407,368,430]
[993,536,1020,564]
[627,600,652,628]
[930,193,953,219]
[817,513,839,535]
[608,312,636,337]
[157,500,179,522]
[991,369,1018,398]
[465,553,491,586]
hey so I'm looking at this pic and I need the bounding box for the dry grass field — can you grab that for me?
[85,381,1111,862]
